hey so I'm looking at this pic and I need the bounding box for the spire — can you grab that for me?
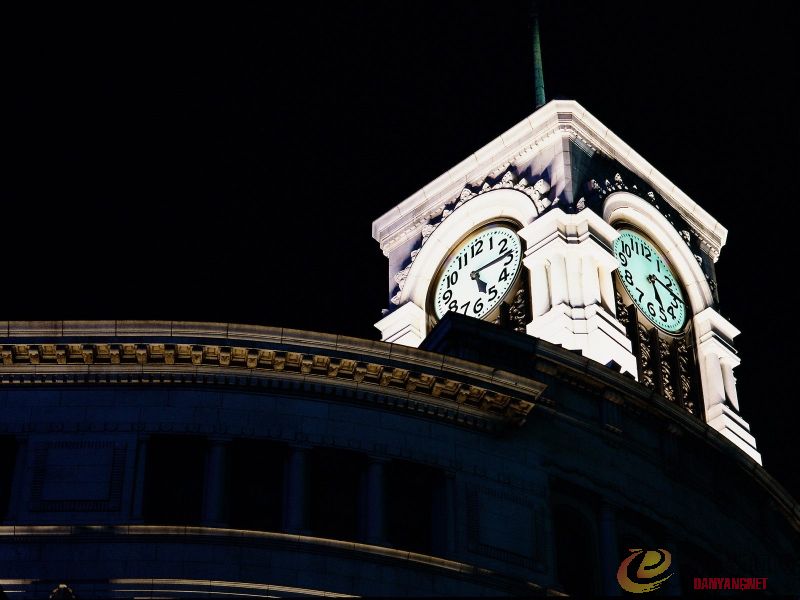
[531,1,546,109]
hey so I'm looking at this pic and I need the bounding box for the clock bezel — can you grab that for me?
[428,219,524,324]
[613,224,689,335]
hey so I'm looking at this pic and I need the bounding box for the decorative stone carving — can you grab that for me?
[638,324,655,389]
[676,338,694,414]
[508,289,527,333]
[394,266,410,290]
[615,290,629,328]
[0,341,540,426]
[658,337,674,403]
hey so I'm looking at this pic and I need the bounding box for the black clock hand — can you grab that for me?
[474,275,487,293]
[648,275,664,307]
[650,275,684,304]
[470,251,512,279]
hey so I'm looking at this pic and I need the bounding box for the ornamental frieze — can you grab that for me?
[0,341,538,427]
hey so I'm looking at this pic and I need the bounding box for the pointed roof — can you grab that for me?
[373,100,727,260]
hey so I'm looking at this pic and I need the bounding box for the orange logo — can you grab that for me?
[617,548,673,593]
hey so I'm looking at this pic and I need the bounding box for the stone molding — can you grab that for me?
[0,323,541,428]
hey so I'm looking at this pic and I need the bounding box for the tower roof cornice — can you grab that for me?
[372,100,727,260]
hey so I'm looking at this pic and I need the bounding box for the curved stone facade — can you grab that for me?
[0,318,798,597]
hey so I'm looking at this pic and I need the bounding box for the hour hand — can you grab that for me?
[470,271,488,293]
[648,274,663,307]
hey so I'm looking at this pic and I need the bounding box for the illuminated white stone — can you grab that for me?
[694,307,760,464]
[520,208,636,377]
[374,301,426,348]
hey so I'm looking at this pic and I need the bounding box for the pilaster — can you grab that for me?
[519,208,637,377]
[693,308,760,464]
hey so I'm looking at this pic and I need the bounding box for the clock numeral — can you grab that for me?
[647,302,657,318]
[498,238,508,253]
[667,306,676,319]
[643,247,652,262]
[659,306,667,322]
[447,272,458,288]
[635,286,644,302]
[489,236,494,250]
[488,285,498,302]
[458,253,469,269]
[499,268,510,282]
[460,300,471,314]
[623,242,632,258]
[473,299,484,314]
[442,289,452,302]
[448,300,458,312]
[618,250,628,267]
[670,296,679,309]
[470,240,483,258]
[624,269,634,286]
[503,252,513,266]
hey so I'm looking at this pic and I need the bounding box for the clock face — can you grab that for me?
[613,229,687,333]
[432,225,522,320]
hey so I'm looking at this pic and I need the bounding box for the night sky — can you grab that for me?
[3,3,798,500]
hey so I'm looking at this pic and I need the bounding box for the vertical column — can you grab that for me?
[519,209,636,377]
[694,308,760,463]
[202,437,230,527]
[565,253,582,308]
[283,444,311,534]
[130,435,149,523]
[720,361,740,411]
[549,254,568,307]
[598,263,616,316]
[365,456,387,546]
[528,260,551,317]
[598,502,620,596]
[581,255,601,308]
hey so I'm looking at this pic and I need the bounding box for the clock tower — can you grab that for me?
[372,101,760,465]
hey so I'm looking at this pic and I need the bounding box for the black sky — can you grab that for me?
[2,3,798,499]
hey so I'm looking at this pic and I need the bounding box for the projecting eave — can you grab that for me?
[372,100,727,259]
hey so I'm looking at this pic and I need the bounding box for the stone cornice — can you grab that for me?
[0,321,541,428]
[372,100,727,259]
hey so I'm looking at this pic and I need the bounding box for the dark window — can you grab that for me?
[553,504,598,596]
[308,448,365,541]
[385,460,444,554]
[0,437,17,519]
[143,436,205,525]
[228,439,285,531]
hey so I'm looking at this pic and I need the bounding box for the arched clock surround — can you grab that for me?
[603,192,760,463]
[400,188,540,311]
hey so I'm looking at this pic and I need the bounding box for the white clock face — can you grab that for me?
[613,229,687,333]
[432,225,522,320]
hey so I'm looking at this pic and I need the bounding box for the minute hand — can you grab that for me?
[651,275,684,304]
[470,251,511,279]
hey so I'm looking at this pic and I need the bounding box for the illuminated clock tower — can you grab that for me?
[372,101,760,465]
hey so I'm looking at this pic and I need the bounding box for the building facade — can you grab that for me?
[1,101,799,597]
